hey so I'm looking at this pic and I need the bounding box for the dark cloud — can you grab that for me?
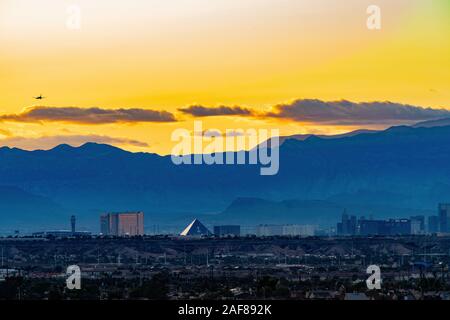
[2,100,448,127]
[0,106,176,124]
[264,99,450,125]
[178,105,254,117]
[178,100,450,125]
[0,134,149,150]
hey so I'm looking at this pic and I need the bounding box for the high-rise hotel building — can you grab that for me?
[439,204,450,233]
[100,212,145,236]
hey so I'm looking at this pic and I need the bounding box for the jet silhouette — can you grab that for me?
[34,94,45,100]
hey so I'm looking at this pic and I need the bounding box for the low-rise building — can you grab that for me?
[255,224,315,237]
[214,225,240,237]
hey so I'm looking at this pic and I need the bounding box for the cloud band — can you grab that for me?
[0,106,176,124]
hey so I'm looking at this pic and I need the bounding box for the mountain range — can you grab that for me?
[1,119,450,232]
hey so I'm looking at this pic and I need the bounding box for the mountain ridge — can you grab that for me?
[1,124,450,230]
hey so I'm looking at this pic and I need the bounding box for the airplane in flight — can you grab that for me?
[34,94,45,100]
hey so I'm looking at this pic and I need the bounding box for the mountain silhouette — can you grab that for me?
[0,186,65,232]
[413,117,450,128]
[1,124,450,231]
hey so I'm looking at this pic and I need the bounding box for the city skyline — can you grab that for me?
[2,0,450,306]
[5,202,449,237]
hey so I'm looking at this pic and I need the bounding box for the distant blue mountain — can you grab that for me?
[413,117,450,128]
[0,186,65,231]
[1,125,450,230]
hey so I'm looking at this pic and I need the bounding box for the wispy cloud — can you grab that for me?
[0,106,177,124]
[0,134,149,150]
[178,105,254,117]
[0,128,12,137]
[193,129,247,137]
[264,100,450,125]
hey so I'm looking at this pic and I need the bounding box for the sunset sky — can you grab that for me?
[0,0,449,154]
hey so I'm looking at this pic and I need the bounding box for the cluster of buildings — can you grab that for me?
[255,224,316,237]
[337,204,450,236]
[213,225,241,237]
[99,215,242,238]
[337,214,423,236]
[428,203,450,233]
[30,202,450,239]
[178,219,317,238]
[32,215,91,237]
[180,219,241,237]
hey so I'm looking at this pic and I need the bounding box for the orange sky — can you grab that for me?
[0,0,449,154]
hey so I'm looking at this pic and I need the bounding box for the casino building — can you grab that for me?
[100,212,145,236]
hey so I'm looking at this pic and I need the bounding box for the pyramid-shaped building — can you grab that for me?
[180,219,212,237]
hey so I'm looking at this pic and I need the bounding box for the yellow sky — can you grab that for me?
[0,0,449,154]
